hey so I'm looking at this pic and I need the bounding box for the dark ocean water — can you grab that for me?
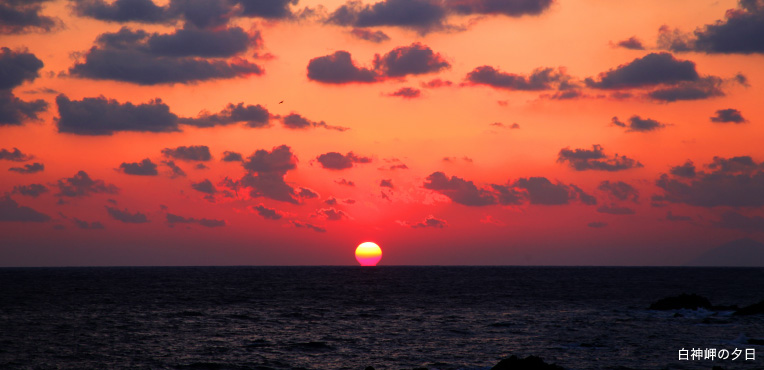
[1,267,763,370]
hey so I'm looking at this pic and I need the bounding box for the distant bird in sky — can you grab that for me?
[279,100,284,104]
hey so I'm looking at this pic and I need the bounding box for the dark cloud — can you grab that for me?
[423,171,496,206]
[570,184,598,205]
[316,152,372,170]
[585,53,699,89]
[0,47,44,89]
[0,148,34,162]
[657,26,695,52]
[711,108,747,123]
[380,179,394,188]
[512,177,589,206]
[445,0,552,16]
[615,36,645,50]
[714,211,764,232]
[191,179,217,194]
[655,156,764,207]
[0,91,48,126]
[488,184,525,205]
[56,171,119,197]
[588,221,607,228]
[596,204,636,215]
[119,158,158,176]
[557,145,643,172]
[313,207,349,221]
[8,162,44,174]
[168,0,232,28]
[180,103,270,128]
[233,0,298,19]
[282,113,349,131]
[290,220,326,232]
[490,122,520,129]
[68,29,263,85]
[387,87,421,98]
[297,187,319,199]
[647,76,725,102]
[166,212,225,227]
[670,160,696,178]
[73,218,105,229]
[252,204,283,220]
[13,183,48,197]
[691,0,764,54]
[0,0,60,34]
[56,95,179,135]
[243,145,297,173]
[0,196,50,222]
[350,28,390,42]
[72,0,170,23]
[307,51,378,84]
[327,0,447,33]
[222,151,243,162]
[325,197,355,205]
[195,163,208,170]
[105,206,148,223]
[162,145,211,161]
[666,211,692,221]
[373,43,450,77]
[404,215,447,228]
[335,178,355,186]
[466,66,567,91]
[421,78,453,88]
[163,160,186,178]
[611,115,667,132]
[598,180,639,202]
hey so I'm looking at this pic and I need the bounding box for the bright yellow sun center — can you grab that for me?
[355,242,382,266]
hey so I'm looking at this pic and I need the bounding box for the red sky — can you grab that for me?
[2,0,764,266]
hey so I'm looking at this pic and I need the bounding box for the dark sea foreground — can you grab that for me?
[1,267,763,370]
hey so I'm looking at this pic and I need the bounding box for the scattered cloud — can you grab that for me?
[0,0,61,34]
[670,160,696,178]
[163,160,186,178]
[221,151,244,162]
[0,49,48,126]
[421,78,452,88]
[56,171,119,197]
[598,180,639,202]
[0,148,34,162]
[710,108,747,123]
[105,206,149,223]
[380,179,394,188]
[585,53,699,89]
[387,87,421,98]
[614,36,645,50]
[335,178,356,186]
[312,207,350,221]
[306,51,378,84]
[282,113,349,131]
[119,158,158,176]
[238,145,301,204]
[0,196,50,222]
[466,66,568,91]
[290,220,326,232]
[400,215,447,228]
[8,162,44,174]
[162,145,212,161]
[350,28,390,42]
[13,183,48,197]
[180,103,271,128]
[557,145,643,171]
[56,94,179,135]
[166,212,225,227]
[316,152,372,170]
[611,115,668,132]
[191,179,217,194]
[73,218,105,229]
[252,204,284,220]
[326,0,448,34]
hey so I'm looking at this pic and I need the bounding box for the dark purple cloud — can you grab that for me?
[106,206,149,223]
[119,158,158,176]
[163,160,186,178]
[655,156,764,207]
[404,215,447,228]
[0,148,34,162]
[327,0,447,33]
[73,218,105,229]
[290,220,326,232]
[670,160,696,178]
[335,178,355,186]
[350,28,390,42]
[373,42,450,77]
[237,145,302,204]
[596,204,636,215]
[162,145,211,161]
[297,187,319,199]
[711,108,747,123]
[387,87,421,98]
[56,95,179,135]
[233,0,298,19]
[0,195,50,222]
[445,0,553,16]
[307,51,378,84]
[714,211,764,232]
[8,162,44,174]
[72,0,170,23]
[380,179,394,188]
[647,76,725,102]
[191,179,217,194]
[166,212,225,227]
[313,207,349,221]
[421,78,453,88]
[252,204,283,220]
[615,36,645,50]
[598,180,639,202]
[0,0,60,34]
[512,177,595,206]
[243,145,297,173]
[221,151,243,162]
[681,1,764,54]
[0,91,48,126]
[316,152,372,170]
[585,53,699,89]
[282,113,349,131]
[13,183,48,197]
[466,66,567,91]
[0,47,44,89]
[180,103,270,128]
[557,145,643,172]
[611,115,667,132]
[424,171,496,206]
[56,171,119,197]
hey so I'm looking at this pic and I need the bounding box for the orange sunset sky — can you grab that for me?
[2,0,764,266]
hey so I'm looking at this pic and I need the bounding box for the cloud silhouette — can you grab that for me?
[557,145,643,172]
[56,95,179,135]
[0,196,50,222]
[180,102,271,128]
[13,183,48,197]
[106,206,149,223]
[316,152,372,170]
[0,0,60,34]
[56,171,119,197]
[166,212,225,227]
[162,145,212,161]
[611,115,668,132]
[710,108,746,123]
[119,158,158,175]
[8,162,44,174]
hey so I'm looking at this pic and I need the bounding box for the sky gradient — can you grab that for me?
[2,0,764,266]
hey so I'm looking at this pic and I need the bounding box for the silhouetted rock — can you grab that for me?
[364,367,374,370]
[649,294,712,310]
[491,355,564,370]
[734,299,764,315]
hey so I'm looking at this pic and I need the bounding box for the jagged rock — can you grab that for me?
[649,294,712,310]
[734,299,764,315]
[491,355,564,370]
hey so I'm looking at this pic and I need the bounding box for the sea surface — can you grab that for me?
[1,267,763,370]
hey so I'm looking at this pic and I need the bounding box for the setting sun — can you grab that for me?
[355,242,382,266]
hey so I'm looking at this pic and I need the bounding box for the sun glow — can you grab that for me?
[355,242,382,266]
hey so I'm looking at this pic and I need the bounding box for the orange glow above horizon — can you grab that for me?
[355,242,382,266]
